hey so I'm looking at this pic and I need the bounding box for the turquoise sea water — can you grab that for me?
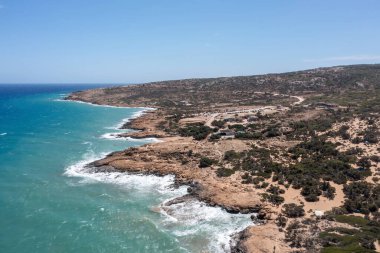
[0,85,252,253]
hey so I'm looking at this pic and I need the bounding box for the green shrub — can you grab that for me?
[216,167,235,177]
[282,203,305,218]
[228,124,246,131]
[262,193,285,205]
[224,150,240,161]
[211,120,225,128]
[179,124,213,140]
[199,157,214,168]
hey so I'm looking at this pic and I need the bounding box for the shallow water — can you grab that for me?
[0,85,252,253]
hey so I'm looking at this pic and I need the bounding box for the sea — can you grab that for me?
[0,84,252,253]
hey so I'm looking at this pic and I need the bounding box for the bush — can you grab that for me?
[228,124,246,131]
[265,127,281,138]
[304,194,319,202]
[337,125,351,140]
[282,203,305,218]
[370,155,380,163]
[224,150,240,161]
[211,120,225,128]
[301,184,322,198]
[267,185,285,195]
[275,214,287,228]
[209,133,221,141]
[199,157,214,168]
[216,167,235,177]
[356,157,372,169]
[320,181,336,200]
[179,124,213,140]
[262,193,285,205]
[235,131,262,140]
[352,137,363,144]
[363,127,379,144]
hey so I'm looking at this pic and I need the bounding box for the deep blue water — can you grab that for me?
[0,85,251,253]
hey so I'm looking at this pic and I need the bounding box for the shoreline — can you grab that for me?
[64,98,256,252]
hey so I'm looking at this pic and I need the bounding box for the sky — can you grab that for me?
[0,0,379,84]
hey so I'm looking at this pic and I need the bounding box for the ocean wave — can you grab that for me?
[54,98,125,108]
[159,199,252,253]
[0,132,7,136]
[64,152,183,195]
[100,132,162,142]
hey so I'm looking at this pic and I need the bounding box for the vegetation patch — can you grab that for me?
[216,167,235,177]
[199,157,215,168]
[320,215,379,253]
[179,123,213,140]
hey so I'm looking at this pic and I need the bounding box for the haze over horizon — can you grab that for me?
[0,0,379,84]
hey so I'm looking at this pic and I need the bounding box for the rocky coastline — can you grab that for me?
[65,65,380,253]
[66,99,268,252]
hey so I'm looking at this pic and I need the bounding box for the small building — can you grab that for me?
[218,130,235,139]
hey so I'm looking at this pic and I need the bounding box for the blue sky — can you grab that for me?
[0,0,379,83]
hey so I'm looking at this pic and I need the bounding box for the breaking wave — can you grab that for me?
[159,198,252,253]
[64,152,186,196]
[100,132,161,143]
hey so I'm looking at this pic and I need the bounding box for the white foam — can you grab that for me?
[99,132,122,140]
[0,132,7,136]
[64,152,181,195]
[159,199,253,253]
[64,151,253,252]
[126,137,162,143]
[100,133,162,143]
[55,98,125,108]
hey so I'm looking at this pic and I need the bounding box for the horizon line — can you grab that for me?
[1,62,379,85]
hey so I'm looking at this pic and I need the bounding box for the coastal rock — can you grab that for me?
[225,206,241,214]
[257,211,267,220]
[232,222,292,253]
[164,195,195,206]
[89,165,118,173]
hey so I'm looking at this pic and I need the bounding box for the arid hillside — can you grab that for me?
[67,64,380,113]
